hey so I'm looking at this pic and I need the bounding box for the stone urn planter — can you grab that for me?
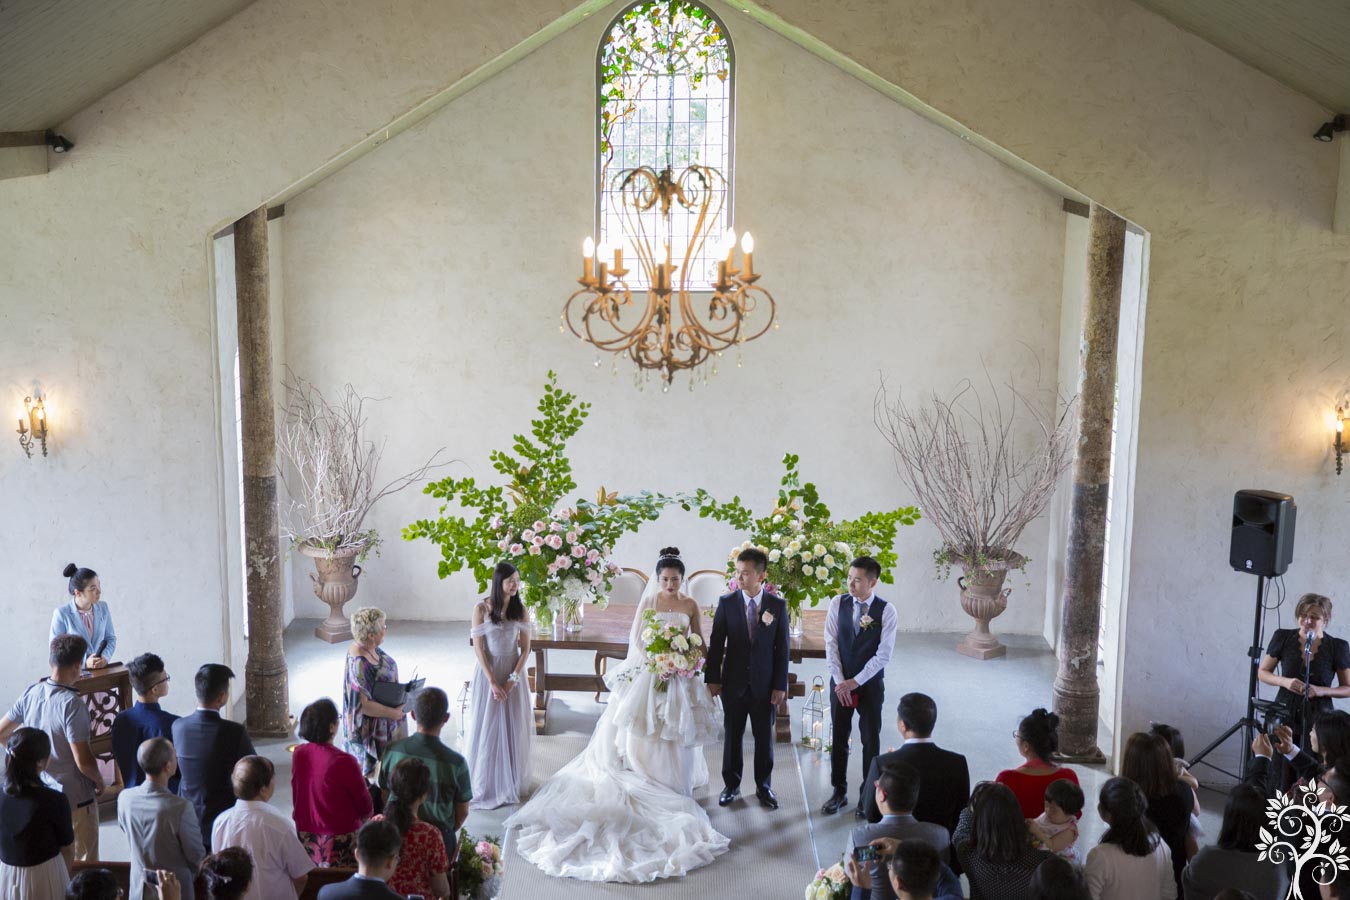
[299,544,362,642]
[955,551,1025,660]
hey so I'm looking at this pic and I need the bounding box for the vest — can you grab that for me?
[837,594,887,680]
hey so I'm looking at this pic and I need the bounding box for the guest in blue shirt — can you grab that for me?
[112,653,180,792]
[50,563,116,668]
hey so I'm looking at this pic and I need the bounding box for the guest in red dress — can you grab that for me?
[375,758,450,899]
[291,698,372,866]
[995,708,1079,819]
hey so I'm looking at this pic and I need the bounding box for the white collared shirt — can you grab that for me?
[212,799,314,900]
[823,594,898,686]
[902,737,935,746]
[744,589,764,620]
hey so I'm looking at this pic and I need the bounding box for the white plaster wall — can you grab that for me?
[753,0,1350,773]
[0,0,588,703]
[277,1,1068,633]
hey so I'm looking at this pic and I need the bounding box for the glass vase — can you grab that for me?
[789,606,804,637]
[560,598,585,634]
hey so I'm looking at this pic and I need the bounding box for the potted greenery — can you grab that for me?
[404,372,667,632]
[875,378,1075,659]
[684,453,919,635]
[276,374,447,641]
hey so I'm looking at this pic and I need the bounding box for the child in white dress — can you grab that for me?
[1028,778,1085,865]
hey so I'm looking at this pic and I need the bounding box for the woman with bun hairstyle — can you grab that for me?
[995,708,1080,818]
[50,564,115,669]
[198,847,253,900]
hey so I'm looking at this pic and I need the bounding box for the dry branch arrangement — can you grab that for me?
[874,376,1077,577]
[277,373,449,557]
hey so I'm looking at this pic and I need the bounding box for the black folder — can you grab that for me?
[371,676,425,707]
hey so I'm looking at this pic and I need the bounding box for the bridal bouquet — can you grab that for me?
[638,608,706,691]
[805,863,851,900]
[457,831,503,900]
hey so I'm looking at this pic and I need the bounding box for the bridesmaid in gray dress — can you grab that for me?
[468,561,534,809]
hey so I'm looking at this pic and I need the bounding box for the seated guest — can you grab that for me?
[995,708,1079,819]
[378,688,471,849]
[172,664,254,848]
[1029,856,1090,900]
[848,762,949,900]
[112,653,181,792]
[51,564,116,670]
[292,698,372,867]
[1181,783,1287,900]
[0,728,73,898]
[953,782,1053,899]
[117,737,206,900]
[0,635,104,862]
[211,757,313,900]
[863,693,971,838]
[200,847,254,900]
[847,839,961,900]
[317,819,405,900]
[1084,776,1176,900]
[1121,732,1195,894]
[375,759,450,900]
[67,869,181,900]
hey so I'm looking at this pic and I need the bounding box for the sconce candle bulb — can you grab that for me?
[1337,407,1346,476]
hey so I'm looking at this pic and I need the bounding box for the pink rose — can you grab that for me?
[547,560,561,574]
[557,556,572,569]
[565,531,577,543]
[490,515,502,529]
[531,535,545,547]
[550,521,564,533]
[479,859,493,878]
[571,544,586,558]
[586,549,600,563]
[509,543,524,556]
[587,570,602,585]
[528,544,541,555]
[521,528,535,542]
[532,520,545,531]
[497,539,509,551]
[608,561,620,573]
[546,534,564,550]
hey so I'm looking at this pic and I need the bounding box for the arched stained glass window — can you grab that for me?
[597,1,733,290]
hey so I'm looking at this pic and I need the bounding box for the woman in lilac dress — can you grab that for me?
[342,606,407,780]
[467,562,533,809]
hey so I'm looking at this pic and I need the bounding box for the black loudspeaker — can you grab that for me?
[1229,490,1296,577]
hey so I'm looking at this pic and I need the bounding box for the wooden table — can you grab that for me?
[74,663,132,810]
[528,605,829,742]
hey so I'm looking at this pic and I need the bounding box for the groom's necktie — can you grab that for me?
[853,598,866,631]
[746,597,757,639]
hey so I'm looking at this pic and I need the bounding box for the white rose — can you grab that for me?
[673,654,689,670]
[813,543,826,556]
[769,549,782,563]
[792,520,804,532]
[772,514,783,524]
[800,551,813,562]
[788,540,802,553]
[689,633,703,646]
[824,554,836,568]
[641,628,655,642]
[740,539,752,549]
[673,635,689,651]
[802,564,814,576]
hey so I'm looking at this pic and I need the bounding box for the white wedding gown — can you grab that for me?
[503,599,730,882]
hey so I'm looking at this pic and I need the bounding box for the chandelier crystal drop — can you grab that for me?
[562,163,776,386]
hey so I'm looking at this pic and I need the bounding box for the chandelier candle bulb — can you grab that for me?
[582,236,596,283]
[741,231,754,278]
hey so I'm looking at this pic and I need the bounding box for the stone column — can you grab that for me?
[1051,203,1126,762]
[235,206,290,737]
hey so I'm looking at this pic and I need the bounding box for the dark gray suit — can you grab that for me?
[171,709,254,849]
[848,814,951,900]
[316,874,406,899]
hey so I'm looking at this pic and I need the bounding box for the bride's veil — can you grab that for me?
[625,553,687,664]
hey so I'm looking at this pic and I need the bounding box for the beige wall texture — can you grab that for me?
[2,0,1346,771]
[277,0,1067,632]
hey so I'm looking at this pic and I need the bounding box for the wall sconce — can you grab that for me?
[1336,407,1346,476]
[17,396,48,458]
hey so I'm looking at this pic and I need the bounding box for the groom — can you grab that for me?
[706,547,789,810]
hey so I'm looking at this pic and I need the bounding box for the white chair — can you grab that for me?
[687,568,729,612]
[595,568,648,700]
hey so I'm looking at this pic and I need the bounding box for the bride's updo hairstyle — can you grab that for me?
[656,547,685,577]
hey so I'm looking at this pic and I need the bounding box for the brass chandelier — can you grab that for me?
[562,162,776,388]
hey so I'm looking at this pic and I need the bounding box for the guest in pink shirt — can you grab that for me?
[292,699,373,867]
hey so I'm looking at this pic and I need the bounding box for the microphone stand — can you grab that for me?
[1301,631,1315,751]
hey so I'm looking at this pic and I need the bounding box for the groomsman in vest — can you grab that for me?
[822,556,897,817]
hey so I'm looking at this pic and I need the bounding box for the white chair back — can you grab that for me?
[687,568,728,610]
[607,568,648,606]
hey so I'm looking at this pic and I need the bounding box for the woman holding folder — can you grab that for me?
[342,607,407,780]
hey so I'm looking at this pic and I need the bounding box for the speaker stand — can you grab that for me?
[1187,575,1266,783]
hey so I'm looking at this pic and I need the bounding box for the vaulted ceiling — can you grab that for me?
[0,0,1346,135]
[0,0,256,132]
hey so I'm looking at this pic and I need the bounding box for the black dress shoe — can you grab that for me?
[757,786,779,810]
[854,804,866,819]
[821,787,849,815]
[718,788,740,806]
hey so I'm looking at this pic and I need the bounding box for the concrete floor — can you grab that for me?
[99,618,1225,868]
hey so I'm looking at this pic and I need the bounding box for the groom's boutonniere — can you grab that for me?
[761,610,774,626]
[859,615,875,631]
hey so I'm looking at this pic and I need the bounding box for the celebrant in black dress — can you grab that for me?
[1257,593,1350,748]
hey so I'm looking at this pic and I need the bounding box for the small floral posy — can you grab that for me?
[858,614,875,630]
[457,831,504,900]
[804,862,851,900]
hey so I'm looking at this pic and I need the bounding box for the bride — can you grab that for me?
[503,547,729,882]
